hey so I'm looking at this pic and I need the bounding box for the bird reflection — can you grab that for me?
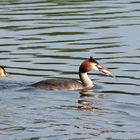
[78,90,102,111]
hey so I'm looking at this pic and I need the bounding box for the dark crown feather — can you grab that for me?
[89,56,99,64]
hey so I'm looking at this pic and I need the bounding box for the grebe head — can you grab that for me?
[0,66,7,77]
[79,56,112,76]
[0,66,14,78]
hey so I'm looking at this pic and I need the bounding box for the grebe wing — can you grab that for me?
[31,79,83,90]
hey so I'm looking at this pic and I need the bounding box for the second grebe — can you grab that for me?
[0,66,13,78]
[31,57,112,90]
[0,66,6,77]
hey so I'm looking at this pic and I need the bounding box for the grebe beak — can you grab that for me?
[4,68,14,78]
[5,73,14,78]
[96,64,112,76]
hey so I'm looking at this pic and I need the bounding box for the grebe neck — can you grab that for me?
[79,71,93,88]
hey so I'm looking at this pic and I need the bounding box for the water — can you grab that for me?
[0,0,140,139]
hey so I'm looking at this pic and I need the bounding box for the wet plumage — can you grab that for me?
[0,57,112,90]
[31,79,84,90]
[31,57,112,91]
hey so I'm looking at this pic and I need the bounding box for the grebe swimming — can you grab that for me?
[0,66,13,78]
[31,57,112,90]
[0,66,6,77]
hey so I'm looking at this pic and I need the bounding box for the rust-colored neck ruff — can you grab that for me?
[79,59,94,88]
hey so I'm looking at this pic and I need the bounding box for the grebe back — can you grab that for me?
[31,57,112,90]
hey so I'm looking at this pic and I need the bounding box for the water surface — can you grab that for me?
[0,0,140,139]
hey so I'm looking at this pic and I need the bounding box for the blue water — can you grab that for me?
[0,0,140,139]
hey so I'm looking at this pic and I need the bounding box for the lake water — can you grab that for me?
[0,0,140,139]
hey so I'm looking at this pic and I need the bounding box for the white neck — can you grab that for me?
[79,72,94,88]
[0,71,6,77]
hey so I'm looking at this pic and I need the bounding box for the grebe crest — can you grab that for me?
[31,56,112,91]
[79,56,99,73]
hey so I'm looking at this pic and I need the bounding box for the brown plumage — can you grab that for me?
[31,57,112,91]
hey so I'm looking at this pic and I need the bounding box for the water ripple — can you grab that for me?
[0,0,140,139]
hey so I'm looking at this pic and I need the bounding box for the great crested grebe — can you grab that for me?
[0,66,6,77]
[0,66,13,78]
[31,57,112,90]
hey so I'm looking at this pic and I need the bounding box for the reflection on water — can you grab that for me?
[0,0,140,139]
